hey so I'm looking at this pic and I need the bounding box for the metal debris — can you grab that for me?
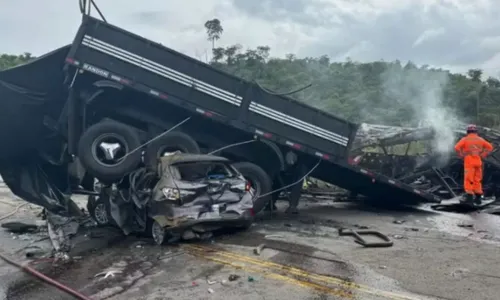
[264,234,284,239]
[253,244,266,255]
[352,123,500,209]
[1,221,39,233]
[94,269,123,280]
[228,274,240,281]
[339,228,394,247]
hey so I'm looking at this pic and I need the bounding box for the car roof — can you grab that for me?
[159,152,229,165]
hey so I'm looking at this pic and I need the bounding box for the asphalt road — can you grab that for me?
[1,190,500,300]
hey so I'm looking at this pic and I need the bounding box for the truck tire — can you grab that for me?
[78,121,142,183]
[232,162,272,214]
[143,131,200,169]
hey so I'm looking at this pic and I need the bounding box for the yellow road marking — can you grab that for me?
[187,248,354,299]
[185,244,421,300]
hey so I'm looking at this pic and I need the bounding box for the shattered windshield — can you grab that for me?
[171,162,238,182]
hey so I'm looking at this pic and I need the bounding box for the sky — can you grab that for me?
[1,0,500,77]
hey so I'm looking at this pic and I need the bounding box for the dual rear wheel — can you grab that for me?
[78,120,200,182]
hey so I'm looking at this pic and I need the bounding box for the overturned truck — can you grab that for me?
[0,4,445,243]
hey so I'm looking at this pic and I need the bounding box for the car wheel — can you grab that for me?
[143,132,200,170]
[151,219,166,245]
[78,120,142,183]
[88,195,110,225]
[232,162,272,214]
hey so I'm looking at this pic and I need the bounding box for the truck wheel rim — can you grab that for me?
[94,203,108,224]
[152,221,165,245]
[91,133,129,167]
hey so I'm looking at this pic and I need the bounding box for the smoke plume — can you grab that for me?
[380,65,460,155]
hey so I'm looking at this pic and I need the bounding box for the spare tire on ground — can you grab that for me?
[143,131,200,170]
[78,120,142,183]
[232,162,272,214]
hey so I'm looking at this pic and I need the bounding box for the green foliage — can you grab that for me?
[209,45,500,128]
[204,19,223,49]
[0,53,34,70]
[205,20,500,129]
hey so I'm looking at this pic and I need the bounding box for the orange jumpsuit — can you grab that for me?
[454,133,493,195]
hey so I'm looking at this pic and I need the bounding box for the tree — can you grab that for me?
[204,19,223,50]
[0,52,34,70]
[467,69,483,82]
[204,42,500,128]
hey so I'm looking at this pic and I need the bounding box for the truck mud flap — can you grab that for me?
[338,228,393,248]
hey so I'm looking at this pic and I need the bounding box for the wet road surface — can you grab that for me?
[2,198,500,300]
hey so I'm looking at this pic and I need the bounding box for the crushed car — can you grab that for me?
[87,152,255,244]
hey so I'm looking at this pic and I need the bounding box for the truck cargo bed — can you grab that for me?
[65,15,440,204]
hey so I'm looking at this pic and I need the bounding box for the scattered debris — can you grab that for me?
[94,269,123,280]
[354,224,369,229]
[457,223,474,228]
[299,218,315,225]
[53,252,71,264]
[393,220,406,225]
[25,247,47,258]
[132,241,148,248]
[284,223,292,227]
[264,234,284,239]
[207,279,216,285]
[339,228,394,247]
[208,288,214,294]
[451,268,470,278]
[253,244,266,256]
[228,274,240,281]
[404,227,419,232]
[1,221,39,233]
[248,276,255,282]
[392,235,405,240]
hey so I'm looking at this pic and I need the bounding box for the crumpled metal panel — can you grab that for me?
[151,193,253,228]
[0,161,79,216]
[148,153,253,228]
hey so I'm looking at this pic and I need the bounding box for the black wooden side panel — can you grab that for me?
[246,88,352,158]
[72,16,357,160]
[74,17,243,118]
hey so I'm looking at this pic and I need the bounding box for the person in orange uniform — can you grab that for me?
[454,124,493,205]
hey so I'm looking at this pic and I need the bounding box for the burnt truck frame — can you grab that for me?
[1,13,440,216]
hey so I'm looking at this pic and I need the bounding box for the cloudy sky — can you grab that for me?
[1,0,500,76]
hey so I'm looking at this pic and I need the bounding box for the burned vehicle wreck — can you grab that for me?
[351,123,500,202]
[87,153,254,244]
